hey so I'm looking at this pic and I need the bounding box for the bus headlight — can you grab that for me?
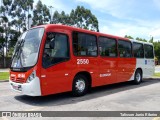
[27,71,36,83]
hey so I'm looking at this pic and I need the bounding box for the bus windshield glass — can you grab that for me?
[11,28,44,68]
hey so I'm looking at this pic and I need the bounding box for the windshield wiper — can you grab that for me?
[11,39,25,67]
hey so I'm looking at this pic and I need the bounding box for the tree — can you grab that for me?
[32,0,50,26]
[136,37,147,42]
[59,11,67,24]
[149,36,153,43]
[52,10,70,25]
[51,6,99,32]
[124,35,134,39]
[70,6,99,32]
[0,0,12,46]
[0,26,5,57]
[10,0,34,32]
[0,0,12,67]
[7,29,20,57]
[10,0,25,32]
[52,10,60,24]
[153,41,160,60]
[124,35,148,42]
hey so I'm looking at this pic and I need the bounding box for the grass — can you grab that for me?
[153,72,160,77]
[0,72,9,80]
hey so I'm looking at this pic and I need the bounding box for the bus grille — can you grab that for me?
[10,77,25,83]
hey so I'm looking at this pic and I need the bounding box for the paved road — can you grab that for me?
[1,79,160,120]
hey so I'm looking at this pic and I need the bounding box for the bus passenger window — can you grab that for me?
[42,32,69,68]
[118,40,132,58]
[144,44,154,58]
[133,42,144,58]
[73,32,97,56]
[99,37,117,57]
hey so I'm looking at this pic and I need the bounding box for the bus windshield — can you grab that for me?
[11,28,44,68]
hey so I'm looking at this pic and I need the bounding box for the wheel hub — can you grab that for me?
[136,73,141,82]
[75,79,85,92]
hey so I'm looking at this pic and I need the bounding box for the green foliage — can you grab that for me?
[71,6,99,32]
[124,35,148,42]
[10,0,34,31]
[7,47,14,57]
[0,26,4,33]
[0,0,23,58]
[0,0,12,16]
[52,10,60,24]
[149,36,154,43]
[32,0,50,26]
[124,35,134,39]
[136,37,147,42]
[8,29,20,47]
[0,0,11,58]
[153,41,160,59]
[52,6,99,32]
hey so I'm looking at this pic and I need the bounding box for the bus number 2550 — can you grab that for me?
[77,59,89,64]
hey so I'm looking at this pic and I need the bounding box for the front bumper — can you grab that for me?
[9,77,41,96]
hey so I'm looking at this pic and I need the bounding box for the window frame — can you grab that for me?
[133,42,144,58]
[72,31,98,57]
[42,32,70,68]
[118,39,133,58]
[98,36,118,58]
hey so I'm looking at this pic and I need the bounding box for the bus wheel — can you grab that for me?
[133,69,142,84]
[72,74,88,96]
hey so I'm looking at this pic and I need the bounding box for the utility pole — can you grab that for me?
[48,6,54,24]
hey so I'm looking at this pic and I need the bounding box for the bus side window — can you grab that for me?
[98,37,117,57]
[144,44,154,58]
[133,42,144,58]
[118,40,132,58]
[72,32,98,56]
[42,32,69,68]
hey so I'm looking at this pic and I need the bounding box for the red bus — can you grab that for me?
[9,24,155,96]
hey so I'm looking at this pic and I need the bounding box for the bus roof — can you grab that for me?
[32,24,129,41]
[130,39,153,45]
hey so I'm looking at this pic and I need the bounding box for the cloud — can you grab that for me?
[47,1,71,13]
[76,0,145,19]
[76,0,160,22]
[100,21,150,39]
[76,0,160,41]
[34,0,160,41]
[100,20,160,41]
[150,28,160,40]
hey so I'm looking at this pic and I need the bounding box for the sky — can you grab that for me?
[34,0,160,41]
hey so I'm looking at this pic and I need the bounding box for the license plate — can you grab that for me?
[11,83,22,91]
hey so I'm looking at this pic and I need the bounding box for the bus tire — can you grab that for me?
[132,69,142,84]
[72,74,88,96]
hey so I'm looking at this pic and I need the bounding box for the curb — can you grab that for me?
[0,80,9,82]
